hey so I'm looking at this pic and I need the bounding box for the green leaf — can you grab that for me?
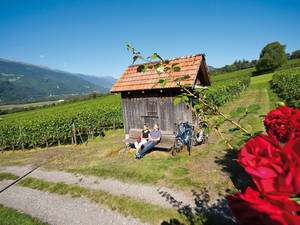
[152,82,159,88]
[194,104,201,109]
[237,140,245,147]
[240,114,247,120]
[150,53,157,59]
[236,107,247,113]
[183,84,192,88]
[132,56,139,64]
[163,60,170,65]
[174,97,182,105]
[126,43,132,51]
[154,64,161,69]
[248,104,261,112]
[173,67,181,72]
[231,113,242,118]
[228,127,240,132]
[142,65,148,72]
[160,79,167,87]
[174,75,190,82]
[137,65,145,72]
[172,63,179,68]
[218,140,225,144]
[183,96,189,101]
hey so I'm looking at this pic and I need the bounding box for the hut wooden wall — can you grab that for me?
[121,90,193,134]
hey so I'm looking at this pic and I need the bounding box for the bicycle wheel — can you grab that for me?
[174,136,184,153]
[195,124,209,145]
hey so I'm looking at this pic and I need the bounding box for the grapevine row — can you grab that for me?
[0,95,123,151]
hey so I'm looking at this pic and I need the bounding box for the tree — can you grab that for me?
[255,42,288,73]
[290,50,300,59]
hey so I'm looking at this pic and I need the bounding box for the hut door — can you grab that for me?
[141,99,158,127]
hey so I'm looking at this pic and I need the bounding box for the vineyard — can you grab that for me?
[0,70,252,152]
[205,77,250,107]
[271,67,300,108]
[0,94,122,151]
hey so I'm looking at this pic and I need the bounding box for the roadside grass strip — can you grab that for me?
[0,173,19,181]
[0,204,48,225]
[2,175,208,225]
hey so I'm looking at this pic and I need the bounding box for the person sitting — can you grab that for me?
[135,123,161,159]
[134,124,150,152]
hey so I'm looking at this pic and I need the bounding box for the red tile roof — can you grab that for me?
[110,54,209,93]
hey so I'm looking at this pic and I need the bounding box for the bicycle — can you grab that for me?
[192,120,209,146]
[172,122,194,156]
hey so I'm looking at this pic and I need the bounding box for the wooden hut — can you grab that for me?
[110,54,211,145]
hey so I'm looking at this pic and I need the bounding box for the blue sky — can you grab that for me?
[0,0,299,78]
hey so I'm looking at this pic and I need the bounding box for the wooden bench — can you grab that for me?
[124,129,175,150]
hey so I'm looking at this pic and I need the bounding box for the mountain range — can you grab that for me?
[0,58,116,105]
[207,65,216,71]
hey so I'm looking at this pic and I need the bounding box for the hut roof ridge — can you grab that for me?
[127,53,206,68]
[110,53,209,93]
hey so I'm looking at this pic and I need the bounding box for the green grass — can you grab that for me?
[17,176,207,225]
[249,72,282,110]
[0,204,48,225]
[0,63,295,208]
[0,173,19,181]
[0,80,273,200]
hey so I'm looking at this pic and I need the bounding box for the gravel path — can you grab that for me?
[0,165,195,209]
[0,180,148,225]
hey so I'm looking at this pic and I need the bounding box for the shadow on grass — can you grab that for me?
[214,149,252,193]
[159,149,254,224]
[158,188,236,225]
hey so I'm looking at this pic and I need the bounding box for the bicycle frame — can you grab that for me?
[176,122,193,144]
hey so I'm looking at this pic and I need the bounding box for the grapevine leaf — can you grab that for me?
[236,107,247,113]
[183,96,189,101]
[160,79,167,87]
[231,113,242,118]
[173,67,181,72]
[137,65,145,72]
[149,53,157,59]
[132,56,139,64]
[248,104,261,112]
[174,97,182,105]
[174,75,190,82]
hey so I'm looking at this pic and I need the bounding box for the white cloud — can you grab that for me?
[40,55,45,59]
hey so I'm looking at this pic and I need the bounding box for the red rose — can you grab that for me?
[238,134,300,196]
[264,106,298,143]
[226,187,300,225]
[291,108,300,138]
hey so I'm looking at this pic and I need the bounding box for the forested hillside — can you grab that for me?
[0,58,114,104]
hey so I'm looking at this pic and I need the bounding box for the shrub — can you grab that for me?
[255,42,288,74]
[290,50,300,59]
[271,68,300,108]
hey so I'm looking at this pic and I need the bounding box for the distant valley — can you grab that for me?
[0,58,116,105]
